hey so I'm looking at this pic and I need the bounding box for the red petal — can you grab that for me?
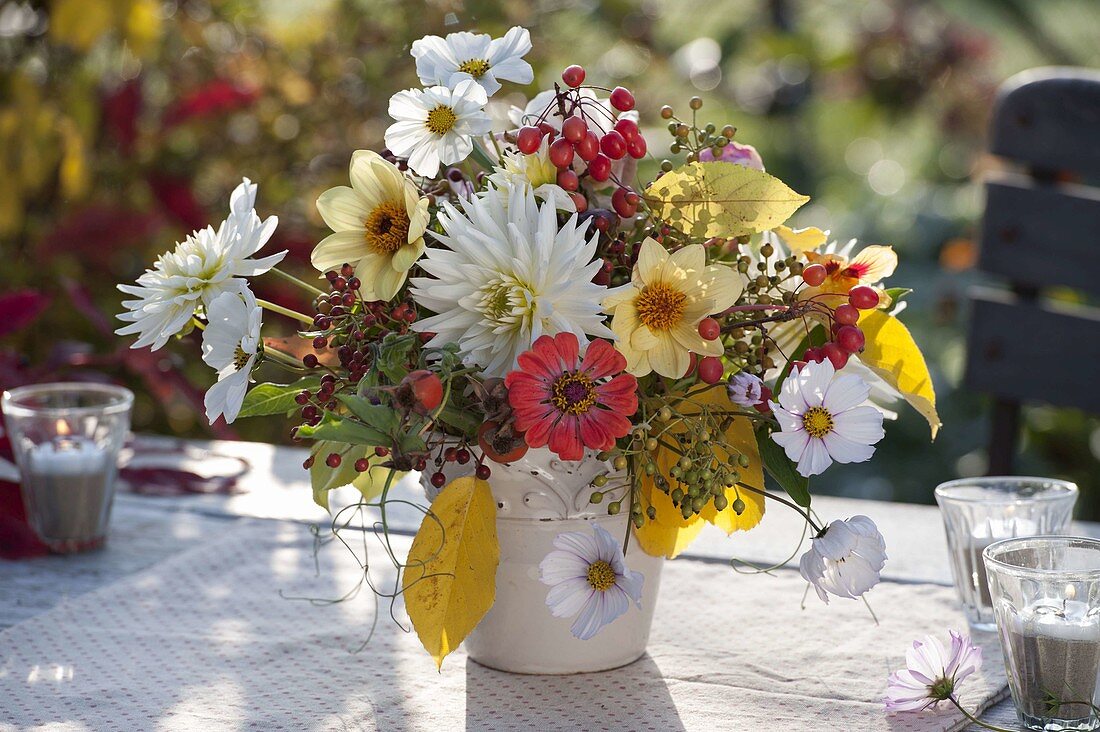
[581,339,626,379]
[595,374,639,416]
[514,345,561,382]
[548,418,584,460]
[579,412,613,451]
[523,416,553,448]
[551,332,581,369]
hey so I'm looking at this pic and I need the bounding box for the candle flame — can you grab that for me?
[55,419,71,437]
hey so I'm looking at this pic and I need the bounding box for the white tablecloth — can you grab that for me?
[0,517,1007,731]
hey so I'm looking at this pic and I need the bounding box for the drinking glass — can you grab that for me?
[935,477,1077,631]
[984,536,1100,732]
[2,383,133,553]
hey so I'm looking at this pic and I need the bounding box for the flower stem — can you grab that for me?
[267,267,325,297]
[735,482,823,534]
[947,697,1016,732]
[262,346,306,371]
[191,316,206,331]
[256,298,314,325]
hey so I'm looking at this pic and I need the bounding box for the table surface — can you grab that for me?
[3,436,1098,731]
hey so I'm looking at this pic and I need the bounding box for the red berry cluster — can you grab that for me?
[798,266,879,370]
[515,65,645,217]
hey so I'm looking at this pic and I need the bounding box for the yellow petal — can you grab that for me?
[668,243,705,276]
[348,149,388,210]
[391,240,424,273]
[649,332,688,378]
[635,238,668,286]
[700,263,742,313]
[316,186,370,232]
[630,324,659,351]
[311,230,368,273]
[775,225,828,253]
[405,187,430,241]
[849,245,898,283]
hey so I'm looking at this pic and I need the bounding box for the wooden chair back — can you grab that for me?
[965,67,1100,473]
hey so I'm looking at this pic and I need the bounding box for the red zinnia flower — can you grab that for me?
[505,333,638,461]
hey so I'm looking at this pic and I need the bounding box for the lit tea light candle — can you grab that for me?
[22,420,113,550]
[1006,585,1100,723]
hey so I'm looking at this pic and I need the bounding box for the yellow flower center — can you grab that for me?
[635,282,687,331]
[801,406,834,439]
[364,201,411,255]
[457,59,490,78]
[425,105,458,135]
[232,345,252,371]
[550,372,597,416]
[586,560,616,592]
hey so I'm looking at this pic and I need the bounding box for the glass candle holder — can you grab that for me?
[984,536,1100,732]
[1,383,133,553]
[936,477,1077,632]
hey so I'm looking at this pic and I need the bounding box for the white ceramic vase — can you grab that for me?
[423,446,664,674]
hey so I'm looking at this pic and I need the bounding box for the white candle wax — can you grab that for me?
[1020,599,1100,642]
[28,437,108,475]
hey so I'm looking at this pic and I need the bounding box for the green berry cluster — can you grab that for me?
[658,96,738,168]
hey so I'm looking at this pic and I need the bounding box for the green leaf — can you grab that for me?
[884,287,912,304]
[308,441,361,510]
[757,428,811,507]
[376,332,417,383]
[438,403,480,435]
[335,394,400,435]
[296,411,390,446]
[239,377,320,418]
[643,161,809,239]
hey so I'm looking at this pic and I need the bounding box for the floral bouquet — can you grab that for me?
[117,25,939,669]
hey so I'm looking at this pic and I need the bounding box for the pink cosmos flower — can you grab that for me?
[698,140,765,170]
[505,333,638,461]
[884,630,983,713]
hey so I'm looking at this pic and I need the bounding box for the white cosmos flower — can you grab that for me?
[411,26,533,97]
[409,184,615,379]
[385,79,492,178]
[487,135,575,212]
[770,359,885,477]
[201,286,263,425]
[116,178,284,351]
[539,524,644,640]
[800,515,887,604]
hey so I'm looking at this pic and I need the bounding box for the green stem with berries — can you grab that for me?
[257,298,315,325]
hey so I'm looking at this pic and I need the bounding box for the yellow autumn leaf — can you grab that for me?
[774,225,828,253]
[858,310,941,438]
[404,477,499,670]
[644,161,809,239]
[636,386,766,558]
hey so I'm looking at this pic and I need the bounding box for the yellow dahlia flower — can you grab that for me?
[311,150,429,301]
[603,238,741,378]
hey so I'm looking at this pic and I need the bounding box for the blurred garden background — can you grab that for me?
[2,0,1099,514]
